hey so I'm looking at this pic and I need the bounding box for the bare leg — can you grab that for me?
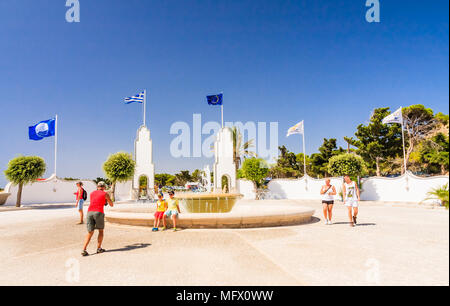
[172,215,177,229]
[353,207,359,218]
[322,204,328,222]
[347,207,354,225]
[328,204,334,222]
[83,231,94,251]
[97,230,104,249]
[163,216,167,228]
[79,210,84,223]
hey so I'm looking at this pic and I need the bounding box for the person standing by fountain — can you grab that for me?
[81,182,114,256]
[153,193,168,231]
[342,175,360,227]
[320,179,336,225]
[164,190,181,231]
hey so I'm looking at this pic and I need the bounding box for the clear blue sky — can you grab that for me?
[0,0,448,188]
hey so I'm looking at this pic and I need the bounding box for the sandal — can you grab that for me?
[81,250,89,257]
[97,248,106,254]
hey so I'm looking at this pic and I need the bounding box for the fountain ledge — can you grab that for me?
[105,203,315,229]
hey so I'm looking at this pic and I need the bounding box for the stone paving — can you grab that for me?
[0,200,448,286]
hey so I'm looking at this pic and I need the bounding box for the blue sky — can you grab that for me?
[0,0,448,188]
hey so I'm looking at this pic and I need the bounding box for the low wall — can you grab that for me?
[3,174,97,206]
[268,176,343,200]
[237,179,256,200]
[115,181,133,201]
[268,173,449,203]
[360,172,449,203]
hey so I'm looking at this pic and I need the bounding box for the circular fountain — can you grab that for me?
[105,127,315,229]
[105,195,315,229]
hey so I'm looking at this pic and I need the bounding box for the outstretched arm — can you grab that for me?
[105,193,114,207]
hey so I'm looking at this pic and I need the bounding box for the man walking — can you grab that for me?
[81,181,114,256]
[342,175,360,227]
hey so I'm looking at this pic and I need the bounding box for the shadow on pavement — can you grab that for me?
[107,243,151,253]
[331,222,376,226]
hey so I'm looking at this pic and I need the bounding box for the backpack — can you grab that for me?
[82,189,87,201]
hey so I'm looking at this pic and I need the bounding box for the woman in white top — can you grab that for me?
[342,175,361,227]
[320,179,337,225]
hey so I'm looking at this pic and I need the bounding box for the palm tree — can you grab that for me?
[231,126,257,173]
[424,183,449,209]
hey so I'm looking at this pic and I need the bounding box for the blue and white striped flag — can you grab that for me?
[124,91,145,104]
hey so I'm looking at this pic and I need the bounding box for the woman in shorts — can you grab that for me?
[320,179,337,225]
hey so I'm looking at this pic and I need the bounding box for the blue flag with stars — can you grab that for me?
[207,94,223,106]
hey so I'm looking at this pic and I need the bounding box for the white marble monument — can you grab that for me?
[133,125,155,196]
[213,127,236,193]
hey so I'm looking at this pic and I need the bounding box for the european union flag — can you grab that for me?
[29,118,56,141]
[207,94,223,106]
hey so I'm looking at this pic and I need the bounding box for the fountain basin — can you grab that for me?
[105,200,315,229]
[176,193,243,213]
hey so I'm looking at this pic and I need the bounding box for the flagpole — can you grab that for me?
[302,121,307,176]
[400,107,407,174]
[54,114,58,178]
[143,90,147,127]
[221,91,224,128]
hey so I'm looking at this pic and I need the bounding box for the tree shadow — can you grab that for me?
[106,243,151,253]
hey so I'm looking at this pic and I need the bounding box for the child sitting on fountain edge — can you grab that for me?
[164,190,181,231]
[153,193,168,232]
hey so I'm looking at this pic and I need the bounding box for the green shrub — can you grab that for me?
[4,155,46,207]
[328,153,366,177]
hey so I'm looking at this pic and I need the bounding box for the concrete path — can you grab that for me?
[0,200,448,286]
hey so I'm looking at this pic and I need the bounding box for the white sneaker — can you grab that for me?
[324,219,329,225]
[328,220,332,225]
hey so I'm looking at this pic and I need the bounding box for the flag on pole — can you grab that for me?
[382,107,403,124]
[286,120,304,137]
[207,94,223,106]
[124,91,145,104]
[28,118,56,141]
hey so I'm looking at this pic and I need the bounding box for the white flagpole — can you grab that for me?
[400,107,407,173]
[143,90,147,126]
[54,114,58,178]
[220,91,224,128]
[302,121,307,176]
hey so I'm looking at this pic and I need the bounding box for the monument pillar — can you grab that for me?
[213,127,236,193]
[133,125,155,197]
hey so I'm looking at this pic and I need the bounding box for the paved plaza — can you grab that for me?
[0,200,448,286]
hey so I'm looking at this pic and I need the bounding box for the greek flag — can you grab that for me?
[124,91,145,104]
[382,107,403,124]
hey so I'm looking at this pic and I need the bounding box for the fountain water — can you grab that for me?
[176,193,243,213]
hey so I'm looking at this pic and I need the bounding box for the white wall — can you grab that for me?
[360,172,449,203]
[268,176,343,200]
[3,174,97,206]
[115,180,132,201]
[237,179,256,200]
[268,173,449,203]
